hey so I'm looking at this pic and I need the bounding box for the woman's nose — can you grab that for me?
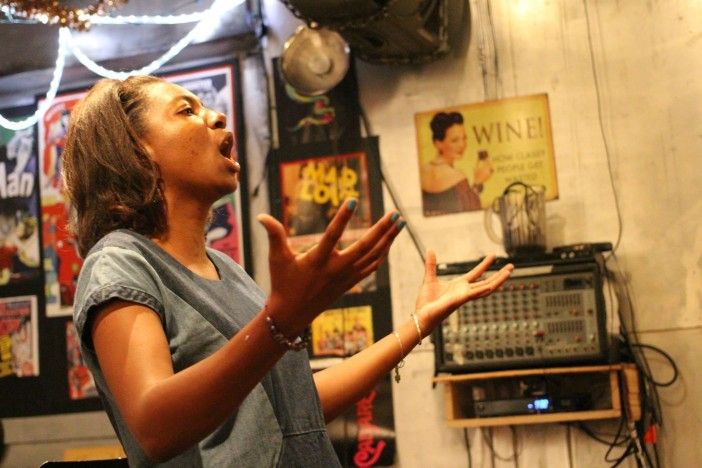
[208,109,226,129]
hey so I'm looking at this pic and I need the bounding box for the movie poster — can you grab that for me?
[311,306,374,358]
[0,118,41,286]
[66,321,97,400]
[415,93,558,216]
[0,295,39,378]
[38,90,86,317]
[166,64,247,268]
[278,151,375,293]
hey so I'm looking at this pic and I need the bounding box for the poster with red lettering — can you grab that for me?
[415,93,558,216]
[327,376,396,467]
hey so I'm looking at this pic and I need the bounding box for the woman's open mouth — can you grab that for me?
[219,133,234,159]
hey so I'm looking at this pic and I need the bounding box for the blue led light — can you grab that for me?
[533,398,550,410]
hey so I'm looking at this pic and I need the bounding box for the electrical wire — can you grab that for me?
[582,0,624,255]
[599,251,680,468]
[480,426,521,463]
[358,104,427,264]
[629,343,679,387]
[463,428,473,468]
[570,420,629,447]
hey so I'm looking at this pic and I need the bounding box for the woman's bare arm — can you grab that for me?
[314,253,513,421]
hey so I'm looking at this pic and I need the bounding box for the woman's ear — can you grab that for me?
[138,139,157,163]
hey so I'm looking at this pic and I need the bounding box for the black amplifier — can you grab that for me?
[433,252,609,373]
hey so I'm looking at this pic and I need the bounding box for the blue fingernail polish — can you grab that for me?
[347,199,357,211]
[397,220,406,231]
[390,212,399,222]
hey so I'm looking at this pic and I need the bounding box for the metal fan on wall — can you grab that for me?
[280,24,350,96]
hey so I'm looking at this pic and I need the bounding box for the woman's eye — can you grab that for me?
[182,107,195,115]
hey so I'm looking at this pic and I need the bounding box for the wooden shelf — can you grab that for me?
[433,364,639,428]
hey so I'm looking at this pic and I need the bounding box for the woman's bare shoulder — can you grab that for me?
[419,164,467,192]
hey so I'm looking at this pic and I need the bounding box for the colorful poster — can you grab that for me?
[0,295,39,378]
[311,306,374,357]
[66,321,97,400]
[166,64,247,268]
[36,63,247,319]
[0,118,41,286]
[415,93,558,216]
[38,90,86,317]
[279,151,375,293]
[327,376,396,467]
[272,57,361,147]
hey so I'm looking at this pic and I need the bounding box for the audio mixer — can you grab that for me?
[433,252,609,373]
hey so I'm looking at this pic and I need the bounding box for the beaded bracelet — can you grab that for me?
[392,331,406,383]
[411,312,424,347]
[265,313,309,352]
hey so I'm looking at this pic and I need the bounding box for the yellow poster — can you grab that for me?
[415,94,558,216]
[279,152,377,293]
[311,306,374,357]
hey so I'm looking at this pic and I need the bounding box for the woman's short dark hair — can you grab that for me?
[62,75,167,257]
[430,111,464,141]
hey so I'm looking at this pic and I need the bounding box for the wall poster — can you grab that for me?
[38,90,85,317]
[269,137,396,466]
[0,117,41,287]
[272,57,361,148]
[66,320,97,400]
[311,305,374,358]
[277,150,376,293]
[0,295,39,378]
[164,62,251,271]
[415,93,558,216]
[0,60,249,419]
[37,62,250,320]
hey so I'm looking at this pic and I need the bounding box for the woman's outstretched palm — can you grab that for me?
[416,250,513,332]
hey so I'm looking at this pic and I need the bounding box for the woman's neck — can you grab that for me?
[153,195,212,271]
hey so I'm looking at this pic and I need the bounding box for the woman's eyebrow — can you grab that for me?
[172,94,203,108]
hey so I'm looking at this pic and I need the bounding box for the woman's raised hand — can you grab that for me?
[415,250,513,333]
[257,199,402,335]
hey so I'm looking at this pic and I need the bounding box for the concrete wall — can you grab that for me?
[259,1,700,467]
[2,0,700,467]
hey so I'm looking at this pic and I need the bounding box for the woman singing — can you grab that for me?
[62,76,512,467]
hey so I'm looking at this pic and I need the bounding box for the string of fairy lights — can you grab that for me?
[0,0,243,131]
